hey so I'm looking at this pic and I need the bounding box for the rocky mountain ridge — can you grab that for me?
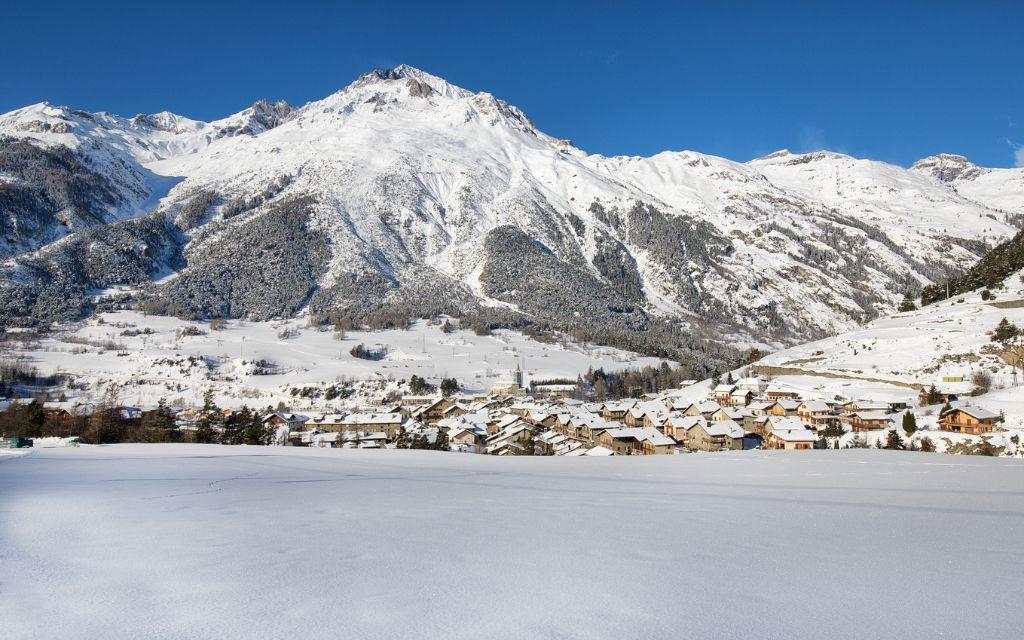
[1,65,1022,371]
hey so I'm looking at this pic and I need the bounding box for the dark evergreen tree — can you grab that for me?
[901,411,917,435]
[991,317,1021,343]
[222,410,244,445]
[921,228,1024,306]
[23,399,46,438]
[241,409,269,445]
[898,293,917,312]
[440,378,459,397]
[194,389,219,443]
[885,428,905,450]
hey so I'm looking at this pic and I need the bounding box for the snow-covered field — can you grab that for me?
[3,311,665,408]
[3,445,1023,639]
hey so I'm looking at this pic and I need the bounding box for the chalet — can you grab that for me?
[355,432,388,448]
[340,413,405,439]
[728,389,754,407]
[599,428,676,455]
[663,415,704,444]
[710,406,745,422]
[748,401,786,417]
[535,430,571,455]
[448,426,487,453]
[413,398,454,424]
[263,411,308,431]
[625,400,670,427]
[777,399,801,416]
[765,387,800,401]
[43,401,94,421]
[492,414,528,436]
[440,403,469,420]
[939,406,1001,435]
[681,401,722,418]
[602,400,637,422]
[842,400,890,416]
[686,420,745,452]
[761,416,806,437]
[735,376,768,395]
[745,414,771,436]
[796,401,836,430]
[848,411,892,432]
[486,423,535,448]
[577,418,621,447]
[305,414,346,431]
[437,412,491,438]
[765,427,817,450]
[712,384,738,403]
[533,384,577,399]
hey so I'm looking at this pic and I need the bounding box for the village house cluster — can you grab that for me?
[3,371,1006,454]
[236,374,1004,454]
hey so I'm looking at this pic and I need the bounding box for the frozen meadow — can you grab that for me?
[2,445,1023,639]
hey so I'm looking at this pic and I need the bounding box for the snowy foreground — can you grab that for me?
[3,446,1023,639]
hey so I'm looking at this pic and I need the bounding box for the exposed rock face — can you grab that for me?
[911,154,982,183]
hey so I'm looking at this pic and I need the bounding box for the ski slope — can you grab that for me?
[2,445,1022,639]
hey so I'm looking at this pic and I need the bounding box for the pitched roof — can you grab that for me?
[946,405,1000,421]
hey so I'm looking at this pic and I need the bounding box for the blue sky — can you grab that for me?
[3,1,1022,167]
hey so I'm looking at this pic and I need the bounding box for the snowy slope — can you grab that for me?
[912,153,1024,215]
[3,445,1023,640]
[2,65,1023,350]
[752,269,1024,426]
[3,311,663,409]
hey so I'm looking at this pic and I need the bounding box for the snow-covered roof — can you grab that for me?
[946,405,1000,421]
[771,428,818,442]
[341,412,403,425]
[703,420,744,438]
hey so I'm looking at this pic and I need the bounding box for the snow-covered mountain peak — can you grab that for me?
[2,66,1024,359]
[911,153,982,183]
[357,64,473,100]
[130,111,206,134]
[209,99,294,137]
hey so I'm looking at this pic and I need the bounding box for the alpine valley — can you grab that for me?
[2,65,1023,373]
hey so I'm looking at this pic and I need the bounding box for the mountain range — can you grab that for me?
[2,65,1022,372]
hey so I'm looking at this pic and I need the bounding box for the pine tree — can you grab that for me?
[23,399,46,438]
[885,428,905,450]
[242,409,268,445]
[154,397,176,433]
[439,378,459,397]
[898,293,917,312]
[434,429,449,451]
[222,410,243,445]
[194,389,217,443]
[991,317,1021,343]
[395,426,409,449]
[901,411,917,435]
